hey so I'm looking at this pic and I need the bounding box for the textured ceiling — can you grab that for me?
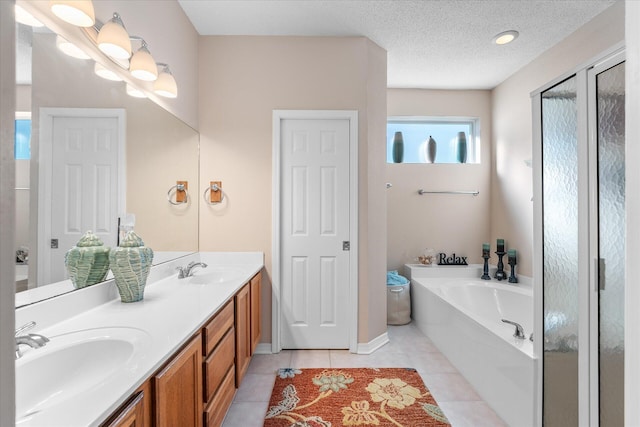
[178,0,617,89]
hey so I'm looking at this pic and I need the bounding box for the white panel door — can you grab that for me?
[281,118,351,349]
[48,116,120,283]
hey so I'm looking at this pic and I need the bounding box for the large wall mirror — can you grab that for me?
[15,4,199,307]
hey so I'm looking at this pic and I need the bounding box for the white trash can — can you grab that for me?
[387,283,411,325]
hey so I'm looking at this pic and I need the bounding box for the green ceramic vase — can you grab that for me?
[426,135,437,163]
[109,231,154,303]
[64,231,110,289]
[392,131,404,163]
[456,131,467,163]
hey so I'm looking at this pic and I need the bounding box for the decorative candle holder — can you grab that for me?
[508,249,518,283]
[481,253,491,280]
[494,251,507,281]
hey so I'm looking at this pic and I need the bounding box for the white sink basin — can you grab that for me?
[16,327,150,423]
[188,266,247,285]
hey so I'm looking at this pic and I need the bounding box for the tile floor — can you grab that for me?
[222,322,507,427]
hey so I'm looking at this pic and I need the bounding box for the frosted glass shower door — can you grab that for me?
[539,52,625,427]
[589,58,625,426]
[541,75,579,427]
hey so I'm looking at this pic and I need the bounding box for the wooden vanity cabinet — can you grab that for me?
[154,334,203,427]
[202,300,236,427]
[250,272,262,353]
[103,270,263,427]
[234,283,251,386]
[235,271,262,387]
[102,380,151,427]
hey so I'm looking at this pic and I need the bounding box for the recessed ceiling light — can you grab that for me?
[493,30,519,45]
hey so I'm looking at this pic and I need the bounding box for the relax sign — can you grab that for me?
[438,253,468,265]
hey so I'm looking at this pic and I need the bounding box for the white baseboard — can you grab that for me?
[254,343,274,354]
[356,332,390,355]
[252,334,390,355]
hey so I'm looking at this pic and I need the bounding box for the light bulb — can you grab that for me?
[94,62,123,81]
[15,5,44,27]
[49,0,95,27]
[56,35,90,60]
[130,43,158,81]
[154,66,177,98]
[126,84,147,98]
[97,13,131,59]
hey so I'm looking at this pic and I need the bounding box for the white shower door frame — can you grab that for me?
[532,44,625,427]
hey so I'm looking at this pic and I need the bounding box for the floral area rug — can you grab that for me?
[264,367,450,427]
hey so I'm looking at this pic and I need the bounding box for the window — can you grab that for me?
[387,117,479,164]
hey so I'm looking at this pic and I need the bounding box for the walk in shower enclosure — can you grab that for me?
[533,49,625,426]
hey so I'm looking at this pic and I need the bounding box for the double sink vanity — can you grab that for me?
[15,252,264,427]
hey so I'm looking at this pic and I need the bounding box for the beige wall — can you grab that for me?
[16,85,30,111]
[386,89,492,270]
[198,36,388,345]
[491,1,625,277]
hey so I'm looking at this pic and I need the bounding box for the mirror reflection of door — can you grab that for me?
[39,108,125,286]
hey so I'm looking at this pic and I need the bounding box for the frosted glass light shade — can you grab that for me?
[50,0,95,27]
[15,5,44,27]
[97,13,131,60]
[56,35,90,59]
[130,45,158,81]
[126,84,147,98]
[154,69,177,98]
[94,62,123,81]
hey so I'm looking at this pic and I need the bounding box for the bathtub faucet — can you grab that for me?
[501,319,526,340]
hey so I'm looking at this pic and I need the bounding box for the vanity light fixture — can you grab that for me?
[493,30,519,45]
[97,12,131,60]
[94,62,123,81]
[154,63,178,98]
[129,39,158,81]
[49,0,95,28]
[15,4,44,27]
[56,35,91,60]
[126,83,147,98]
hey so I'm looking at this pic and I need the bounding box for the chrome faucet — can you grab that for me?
[15,321,49,359]
[176,261,208,279]
[501,319,526,340]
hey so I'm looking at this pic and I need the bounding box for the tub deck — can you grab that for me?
[405,264,536,427]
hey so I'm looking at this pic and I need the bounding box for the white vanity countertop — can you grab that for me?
[15,252,264,427]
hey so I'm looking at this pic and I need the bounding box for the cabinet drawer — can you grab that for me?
[204,300,234,355]
[204,327,235,403]
[204,366,236,427]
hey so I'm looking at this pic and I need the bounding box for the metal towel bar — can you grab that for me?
[418,189,479,196]
[167,183,189,205]
[203,183,225,205]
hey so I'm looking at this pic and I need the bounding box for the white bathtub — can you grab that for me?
[406,265,536,427]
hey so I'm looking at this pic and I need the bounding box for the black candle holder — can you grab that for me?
[508,258,518,283]
[481,252,491,280]
[494,251,507,281]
